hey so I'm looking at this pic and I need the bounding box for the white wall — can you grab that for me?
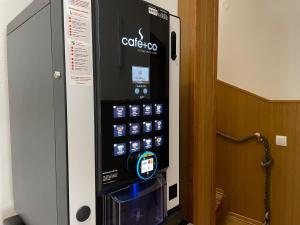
[0,0,177,224]
[218,0,300,100]
[0,0,34,223]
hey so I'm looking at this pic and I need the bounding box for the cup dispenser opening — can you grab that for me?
[103,175,167,225]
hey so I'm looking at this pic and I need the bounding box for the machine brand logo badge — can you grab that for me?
[148,6,168,21]
[148,7,158,16]
[121,28,158,52]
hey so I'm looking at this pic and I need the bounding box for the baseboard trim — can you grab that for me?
[226,212,262,225]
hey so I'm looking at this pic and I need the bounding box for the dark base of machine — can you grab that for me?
[163,207,190,225]
[3,208,189,225]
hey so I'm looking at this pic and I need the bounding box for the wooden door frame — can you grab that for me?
[179,0,218,224]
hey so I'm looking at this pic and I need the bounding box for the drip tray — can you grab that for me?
[104,176,167,225]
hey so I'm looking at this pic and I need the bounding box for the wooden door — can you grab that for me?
[179,0,219,224]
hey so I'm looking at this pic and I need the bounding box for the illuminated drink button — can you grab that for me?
[129,105,140,117]
[113,106,126,118]
[143,88,148,94]
[113,124,126,137]
[143,104,152,116]
[129,141,140,153]
[135,88,140,95]
[155,136,163,147]
[129,123,140,135]
[143,138,152,149]
[154,120,163,131]
[114,143,126,156]
[155,104,163,114]
[143,121,152,133]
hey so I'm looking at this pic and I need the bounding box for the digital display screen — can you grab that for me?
[141,158,154,174]
[132,66,150,84]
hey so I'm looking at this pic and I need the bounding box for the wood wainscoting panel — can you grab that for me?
[222,212,262,225]
[216,80,300,225]
[179,0,218,224]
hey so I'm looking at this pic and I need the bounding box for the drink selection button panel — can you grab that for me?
[155,136,163,147]
[143,104,152,116]
[129,123,140,135]
[143,138,152,149]
[113,124,126,137]
[154,120,163,131]
[129,105,140,117]
[129,140,140,153]
[113,106,126,118]
[114,143,126,156]
[155,104,163,114]
[143,121,152,133]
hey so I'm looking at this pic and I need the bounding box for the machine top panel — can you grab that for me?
[98,0,169,101]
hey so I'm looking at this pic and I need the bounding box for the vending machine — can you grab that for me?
[6,0,180,224]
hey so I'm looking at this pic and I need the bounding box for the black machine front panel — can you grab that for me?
[95,0,170,192]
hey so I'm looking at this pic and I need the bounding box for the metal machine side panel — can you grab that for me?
[167,15,180,211]
[51,0,70,224]
[7,0,50,35]
[63,0,96,224]
[7,6,58,225]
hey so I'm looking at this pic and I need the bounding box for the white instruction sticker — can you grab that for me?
[68,40,92,85]
[68,0,89,10]
[64,0,93,86]
[67,10,90,42]
[141,158,154,174]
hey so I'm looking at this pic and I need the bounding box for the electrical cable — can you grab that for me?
[217,131,273,225]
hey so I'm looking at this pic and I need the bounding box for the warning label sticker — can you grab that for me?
[68,40,92,85]
[64,0,93,86]
[68,0,89,10]
[67,11,90,42]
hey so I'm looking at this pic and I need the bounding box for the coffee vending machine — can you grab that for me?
[6,0,180,224]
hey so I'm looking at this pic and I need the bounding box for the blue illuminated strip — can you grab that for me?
[131,183,139,197]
